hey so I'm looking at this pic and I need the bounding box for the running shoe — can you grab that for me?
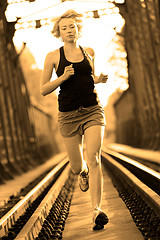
[78,168,89,192]
[93,207,109,230]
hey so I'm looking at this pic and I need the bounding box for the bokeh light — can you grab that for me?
[6,0,128,107]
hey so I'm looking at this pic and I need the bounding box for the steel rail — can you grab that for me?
[107,144,160,166]
[103,147,160,180]
[15,164,71,240]
[0,157,69,238]
[102,147,160,217]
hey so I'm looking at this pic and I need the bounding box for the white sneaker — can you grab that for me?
[78,168,89,192]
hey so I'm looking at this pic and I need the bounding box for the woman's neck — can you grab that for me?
[63,42,79,52]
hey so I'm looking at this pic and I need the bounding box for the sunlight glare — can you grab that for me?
[9,1,128,107]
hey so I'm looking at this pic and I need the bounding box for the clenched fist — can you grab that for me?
[98,73,108,83]
[63,64,74,80]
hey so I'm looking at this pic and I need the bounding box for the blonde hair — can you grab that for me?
[51,10,83,38]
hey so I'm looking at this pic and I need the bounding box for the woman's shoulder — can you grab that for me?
[46,49,60,60]
[45,48,60,65]
[83,47,95,58]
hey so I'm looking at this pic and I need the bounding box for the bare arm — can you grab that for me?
[40,51,74,96]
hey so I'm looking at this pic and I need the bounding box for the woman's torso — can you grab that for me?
[56,46,98,112]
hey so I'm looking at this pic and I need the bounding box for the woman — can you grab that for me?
[41,10,109,230]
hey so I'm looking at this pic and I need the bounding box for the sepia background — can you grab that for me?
[0,1,160,239]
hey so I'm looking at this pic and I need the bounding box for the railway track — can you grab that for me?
[102,147,160,239]
[0,148,160,239]
[0,158,76,240]
[107,144,160,173]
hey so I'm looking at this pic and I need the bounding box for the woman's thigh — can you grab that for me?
[62,134,83,174]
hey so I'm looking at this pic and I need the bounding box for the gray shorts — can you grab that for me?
[58,104,106,138]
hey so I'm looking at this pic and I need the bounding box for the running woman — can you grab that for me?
[41,9,109,230]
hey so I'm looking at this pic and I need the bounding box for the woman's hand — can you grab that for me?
[62,64,74,80]
[98,73,108,83]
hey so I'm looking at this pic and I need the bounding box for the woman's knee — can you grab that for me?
[87,151,101,168]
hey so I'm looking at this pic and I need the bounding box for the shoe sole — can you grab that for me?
[93,212,109,231]
[79,183,89,192]
[93,224,104,230]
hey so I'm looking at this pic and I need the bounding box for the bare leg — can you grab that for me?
[62,134,84,175]
[84,125,105,210]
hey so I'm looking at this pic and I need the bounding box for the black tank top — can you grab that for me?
[56,46,98,112]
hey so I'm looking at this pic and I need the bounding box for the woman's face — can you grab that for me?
[59,18,79,42]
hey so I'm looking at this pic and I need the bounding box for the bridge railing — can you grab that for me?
[114,1,160,150]
[0,5,59,183]
[28,104,59,160]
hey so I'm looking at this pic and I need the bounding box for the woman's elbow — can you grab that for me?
[40,86,46,96]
